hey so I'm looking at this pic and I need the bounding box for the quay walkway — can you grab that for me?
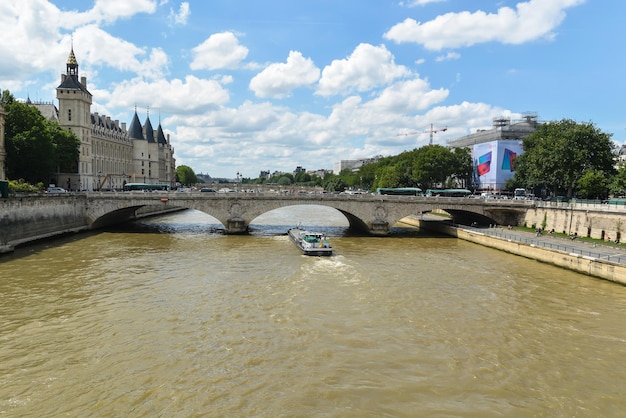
[459,224,626,266]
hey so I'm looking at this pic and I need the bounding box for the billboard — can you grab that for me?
[472,140,523,191]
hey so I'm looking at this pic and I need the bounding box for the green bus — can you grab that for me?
[123,183,171,192]
[376,187,422,196]
[425,188,472,197]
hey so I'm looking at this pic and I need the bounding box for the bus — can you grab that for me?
[123,183,171,192]
[425,188,472,197]
[376,187,422,196]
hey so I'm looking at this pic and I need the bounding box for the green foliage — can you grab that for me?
[176,165,198,185]
[49,121,80,172]
[3,90,80,184]
[8,179,42,193]
[323,176,346,192]
[277,176,292,186]
[5,99,57,183]
[513,119,614,198]
[412,145,455,190]
[610,164,626,197]
[576,168,610,199]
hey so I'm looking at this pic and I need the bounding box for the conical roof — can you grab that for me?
[144,116,155,143]
[157,124,167,145]
[128,110,144,140]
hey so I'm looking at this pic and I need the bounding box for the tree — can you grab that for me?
[2,90,81,184]
[412,145,454,190]
[176,165,198,186]
[610,164,626,197]
[4,99,57,183]
[513,119,615,198]
[450,147,473,189]
[323,176,346,192]
[277,176,292,186]
[577,168,609,199]
[48,121,80,173]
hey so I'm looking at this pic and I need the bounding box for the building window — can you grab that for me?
[68,109,72,121]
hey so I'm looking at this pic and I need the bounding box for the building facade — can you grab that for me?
[29,47,176,191]
[448,114,540,192]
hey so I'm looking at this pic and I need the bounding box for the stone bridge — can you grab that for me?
[86,192,534,235]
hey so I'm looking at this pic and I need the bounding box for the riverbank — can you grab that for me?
[400,217,626,286]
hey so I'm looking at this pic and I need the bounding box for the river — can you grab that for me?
[1,207,625,417]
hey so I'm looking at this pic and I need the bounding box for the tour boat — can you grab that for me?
[288,227,333,256]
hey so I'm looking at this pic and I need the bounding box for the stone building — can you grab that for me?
[27,47,176,191]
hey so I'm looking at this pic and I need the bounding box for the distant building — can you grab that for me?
[19,47,176,190]
[471,140,524,192]
[447,114,540,149]
[333,156,381,174]
[615,144,626,166]
[309,168,331,178]
[448,114,541,192]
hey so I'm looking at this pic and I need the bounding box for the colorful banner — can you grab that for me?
[472,140,523,190]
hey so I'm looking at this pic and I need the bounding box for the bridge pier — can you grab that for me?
[369,221,390,236]
[226,218,248,234]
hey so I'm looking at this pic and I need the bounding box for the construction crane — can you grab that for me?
[397,123,448,146]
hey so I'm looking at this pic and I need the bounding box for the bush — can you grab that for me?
[8,179,42,193]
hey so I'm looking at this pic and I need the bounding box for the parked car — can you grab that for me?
[200,188,216,193]
[47,186,67,193]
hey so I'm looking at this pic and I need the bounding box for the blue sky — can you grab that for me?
[1,0,623,179]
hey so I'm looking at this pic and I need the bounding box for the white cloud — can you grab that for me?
[105,75,230,112]
[169,2,190,26]
[316,43,412,97]
[435,51,461,62]
[249,51,320,99]
[384,0,585,50]
[366,78,449,114]
[0,0,164,89]
[190,32,249,71]
[58,0,158,27]
[75,25,169,80]
[400,0,446,6]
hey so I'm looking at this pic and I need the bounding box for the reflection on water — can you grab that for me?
[1,208,626,416]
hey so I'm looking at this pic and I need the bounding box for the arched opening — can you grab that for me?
[249,205,349,236]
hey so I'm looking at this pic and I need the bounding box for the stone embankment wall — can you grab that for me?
[0,195,181,254]
[0,195,88,253]
[409,218,626,286]
[523,203,625,241]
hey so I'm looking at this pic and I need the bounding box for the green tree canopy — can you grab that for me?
[513,119,615,198]
[3,90,81,184]
[176,165,198,186]
[4,96,57,183]
[610,164,626,197]
[412,145,455,190]
[576,168,610,200]
[49,121,81,172]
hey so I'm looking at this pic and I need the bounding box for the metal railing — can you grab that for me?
[459,225,626,265]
